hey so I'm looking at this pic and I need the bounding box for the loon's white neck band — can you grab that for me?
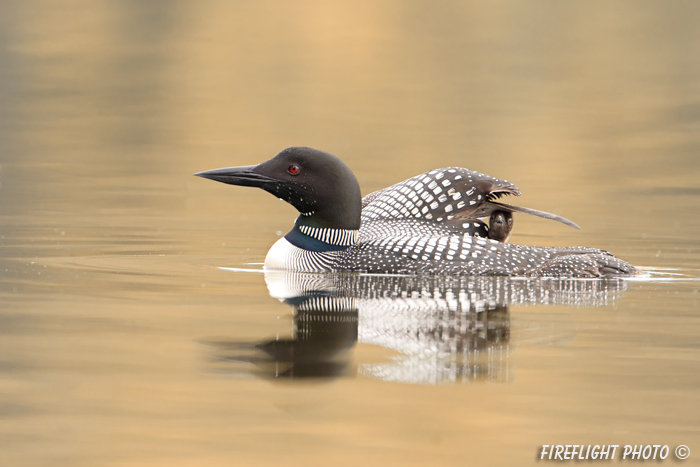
[297,224,359,247]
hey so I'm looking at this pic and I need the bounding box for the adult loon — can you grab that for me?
[195,147,636,277]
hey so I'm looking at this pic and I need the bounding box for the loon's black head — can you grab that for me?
[195,147,362,230]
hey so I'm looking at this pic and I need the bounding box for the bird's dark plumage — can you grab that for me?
[488,211,514,242]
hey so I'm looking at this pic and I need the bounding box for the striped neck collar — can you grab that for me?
[297,224,359,246]
[285,221,359,253]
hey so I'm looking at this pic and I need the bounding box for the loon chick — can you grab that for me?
[195,147,636,277]
[488,211,513,243]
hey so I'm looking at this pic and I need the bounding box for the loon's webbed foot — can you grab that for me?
[537,250,637,278]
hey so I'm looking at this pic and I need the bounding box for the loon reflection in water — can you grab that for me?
[195,147,637,277]
[200,272,628,384]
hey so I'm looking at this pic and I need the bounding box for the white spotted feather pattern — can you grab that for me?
[361,168,519,224]
[331,168,636,277]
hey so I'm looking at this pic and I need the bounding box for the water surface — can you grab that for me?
[1,2,699,466]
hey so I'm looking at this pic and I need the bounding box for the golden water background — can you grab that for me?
[1,2,699,466]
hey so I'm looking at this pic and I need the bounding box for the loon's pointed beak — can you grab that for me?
[194,165,275,188]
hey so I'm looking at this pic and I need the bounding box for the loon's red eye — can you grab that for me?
[288,165,300,175]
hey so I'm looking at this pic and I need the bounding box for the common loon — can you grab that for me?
[195,147,636,277]
[487,211,513,243]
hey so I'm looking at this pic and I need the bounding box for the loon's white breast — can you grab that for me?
[265,236,338,272]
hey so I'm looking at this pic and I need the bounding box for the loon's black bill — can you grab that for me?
[474,201,582,230]
[194,165,274,188]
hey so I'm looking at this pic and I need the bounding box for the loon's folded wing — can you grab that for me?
[361,167,519,222]
[362,167,580,231]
